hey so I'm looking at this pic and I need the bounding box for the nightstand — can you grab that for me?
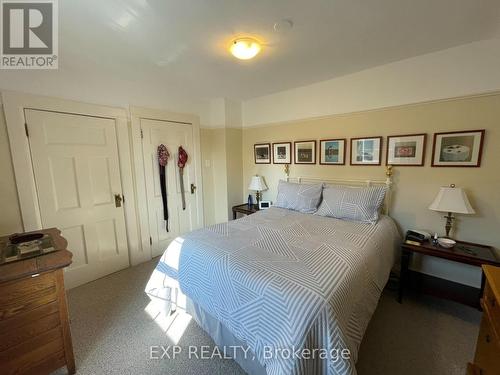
[398,239,500,308]
[232,204,259,219]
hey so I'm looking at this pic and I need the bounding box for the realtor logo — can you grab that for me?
[1,0,58,69]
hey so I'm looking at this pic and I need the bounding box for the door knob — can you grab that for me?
[190,184,197,194]
[114,194,123,207]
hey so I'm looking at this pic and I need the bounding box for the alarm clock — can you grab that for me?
[259,201,271,210]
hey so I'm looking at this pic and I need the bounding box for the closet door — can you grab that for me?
[141,119,199,257]
[25,109,130,288]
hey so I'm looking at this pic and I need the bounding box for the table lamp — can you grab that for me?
[428,184,475,238]
[248,175,268,206]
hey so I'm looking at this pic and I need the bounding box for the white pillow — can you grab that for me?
[275,180,323,213]
[315,185,387,224]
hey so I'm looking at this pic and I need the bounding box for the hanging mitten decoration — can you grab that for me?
[158,144,170,231]
[177,146,188,210]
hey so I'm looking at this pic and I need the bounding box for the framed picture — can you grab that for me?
[272,142,292,164]
[254,143,271,164]
[294,140,316,164]
[350,136,382,165]
[432,130,485,167]
[386,133,426,166]
[319,139,346,165]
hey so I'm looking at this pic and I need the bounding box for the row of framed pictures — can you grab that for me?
[254,129,485,167]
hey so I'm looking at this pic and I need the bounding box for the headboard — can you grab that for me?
[286,166,394,215]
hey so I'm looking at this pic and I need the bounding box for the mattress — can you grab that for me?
[145,207,400,374]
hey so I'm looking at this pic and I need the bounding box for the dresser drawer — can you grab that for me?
[0,306,61,351]
[0,272,57,321]
[0,270,72,375]
[0,325,65,375]
[475,308,500,373]
[483,282,500,346]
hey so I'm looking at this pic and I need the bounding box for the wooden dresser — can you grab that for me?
[0,228,75,375]
[469,265,500,374]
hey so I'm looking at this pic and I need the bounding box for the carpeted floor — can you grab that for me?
[53,259,481,375]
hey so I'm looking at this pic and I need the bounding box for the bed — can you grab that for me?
[145,174,401,375]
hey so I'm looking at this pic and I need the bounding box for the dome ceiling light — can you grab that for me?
[230,38,261,60]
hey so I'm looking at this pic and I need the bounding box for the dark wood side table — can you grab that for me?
[232,204,259,219]
[0,228,75,375]
[398,239,500,308]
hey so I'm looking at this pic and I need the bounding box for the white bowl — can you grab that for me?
[438,238,456,248]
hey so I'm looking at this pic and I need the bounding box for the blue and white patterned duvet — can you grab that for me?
[146,207,400,374]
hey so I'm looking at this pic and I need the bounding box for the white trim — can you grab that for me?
[2,90,140,265]
[199,123,226,129]
[287,170,394,215]
[130,106,198,125]
[130,106,205,265]
[200,124,243,129]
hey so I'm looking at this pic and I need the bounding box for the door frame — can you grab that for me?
[2,91,140,265]
[130,106,204,263]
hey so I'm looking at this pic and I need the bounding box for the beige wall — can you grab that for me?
[243,38,500,127]
[225,128,243,218]
[242,93,500,287]
[200,127,244,224]
[0,105,23,235]
[201,128,228,225]
[2,92,498,287]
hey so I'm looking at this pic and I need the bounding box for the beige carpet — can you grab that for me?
[54,259,480,375]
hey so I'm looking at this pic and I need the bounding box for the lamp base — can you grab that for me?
[255,191,261,206]
[443,212,455,238]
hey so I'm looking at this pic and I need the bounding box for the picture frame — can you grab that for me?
[272,142,292,164]
[319,139,346,165]
[350,136,382,166]
[386,133,426,166]
[254,143,271,164]
[294,140,316,164]
[432,130,485,167]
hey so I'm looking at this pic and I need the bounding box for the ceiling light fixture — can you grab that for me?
[230,38,261,60]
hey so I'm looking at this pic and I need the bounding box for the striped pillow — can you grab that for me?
[275,180,323,213]
[315,185,387,224]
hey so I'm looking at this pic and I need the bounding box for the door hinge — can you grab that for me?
[140,129,144,139]
[149,237,152,246]
[24,123,29,137]
[122,194,125,203]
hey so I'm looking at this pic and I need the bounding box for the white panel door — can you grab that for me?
[25,109,130,289]
[141,119,199,257]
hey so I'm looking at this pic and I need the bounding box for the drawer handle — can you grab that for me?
[485,334,491,343]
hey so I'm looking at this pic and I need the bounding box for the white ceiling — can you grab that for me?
[7,0,500,102]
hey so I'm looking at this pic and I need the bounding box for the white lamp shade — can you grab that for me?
[428,186,475,214]
[248,175,268,191]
